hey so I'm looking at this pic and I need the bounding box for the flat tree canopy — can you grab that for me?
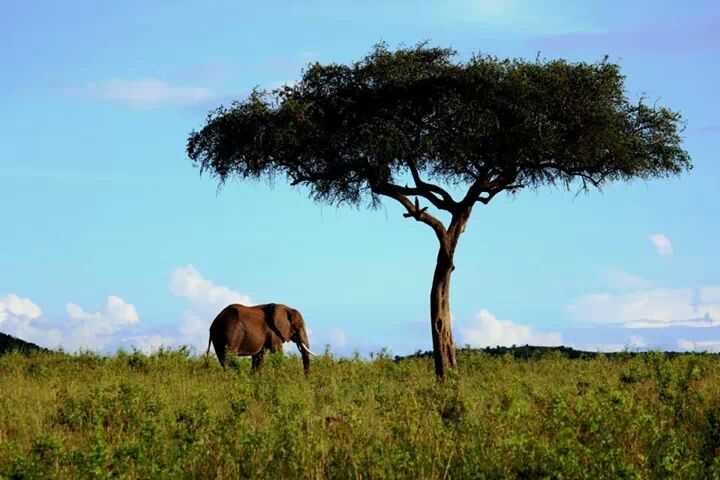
[187,43,691,378]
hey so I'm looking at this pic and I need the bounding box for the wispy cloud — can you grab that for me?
[602,267,654,290]
[328,328,348,349]
[581,335,646,353]
[535,19,720,54]
[692,125,720,135]
[678,338,720,352]
[649,234,674,256]
[567,286,720,328]
[85,78,214,110]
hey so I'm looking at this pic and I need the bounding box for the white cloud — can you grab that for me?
[1,267,255,355]
[170,265,251,310]
[170,264,252,352]
[2,267,255,356]
[649,234,674,255]
[328,328,348,349]
[678,339,720,352]
[85,78,214,109]
[61,296,139,350]
[0,294,50,347]
[177,311,213,351]
[567,286,720,328]
[2,267,253,355]
[66,295,139,330]
[0,293,140,352]
[459,309,563,348]
[0,294,42,323]
[701,286,720,303]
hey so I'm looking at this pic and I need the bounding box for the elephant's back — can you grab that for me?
[210,304,267,354]
[210,304,266,333]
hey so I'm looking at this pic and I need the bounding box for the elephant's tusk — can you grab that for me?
[300,342,317,357]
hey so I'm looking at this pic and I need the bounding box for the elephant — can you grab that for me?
[204,303,315,373]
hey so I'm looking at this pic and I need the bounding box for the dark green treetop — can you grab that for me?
[188,43,690,224]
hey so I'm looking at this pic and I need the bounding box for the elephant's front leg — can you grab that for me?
[268,332,284,354]
[251,349,265,373]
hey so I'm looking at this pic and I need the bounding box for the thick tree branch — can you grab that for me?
[477,189,503,205]
[458,177,490,208]
[373,183,447,241]
[406,160,458,211]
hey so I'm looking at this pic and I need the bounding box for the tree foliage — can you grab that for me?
[187,43,691,215]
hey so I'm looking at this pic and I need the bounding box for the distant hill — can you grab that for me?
[0,331,46,355]
[396,344,713,361]
[397,345,599,361]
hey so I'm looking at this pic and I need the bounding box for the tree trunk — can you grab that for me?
[430,243,457,379]
[430,209,471,380]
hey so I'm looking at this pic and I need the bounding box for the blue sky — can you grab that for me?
[1,0,718,356]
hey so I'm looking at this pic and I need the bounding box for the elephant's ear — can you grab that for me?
[269,305,292,342]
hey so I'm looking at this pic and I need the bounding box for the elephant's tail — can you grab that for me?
[204,336,212,367]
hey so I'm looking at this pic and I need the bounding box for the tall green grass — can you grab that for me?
[1,348,719,478]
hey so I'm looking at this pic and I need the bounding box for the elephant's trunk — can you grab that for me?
[297,329,312,374]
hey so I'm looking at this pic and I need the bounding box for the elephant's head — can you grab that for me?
[268,304,314,373]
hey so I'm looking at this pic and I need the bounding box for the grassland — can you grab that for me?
[1,347,719,479]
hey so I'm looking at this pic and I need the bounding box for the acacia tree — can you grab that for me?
[187,44,691,379]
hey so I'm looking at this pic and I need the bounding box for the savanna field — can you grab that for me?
[1,348,720,479]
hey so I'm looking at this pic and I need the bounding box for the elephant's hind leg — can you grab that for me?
[251,350,265,373]
[213,340,228,368]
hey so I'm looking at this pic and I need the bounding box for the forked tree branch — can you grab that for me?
[476,182,525,205]
[459,176,490,208]
[373,183,447,241]
[462,167,526,206]
[387,184,447,211]
[406,160,458,211]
